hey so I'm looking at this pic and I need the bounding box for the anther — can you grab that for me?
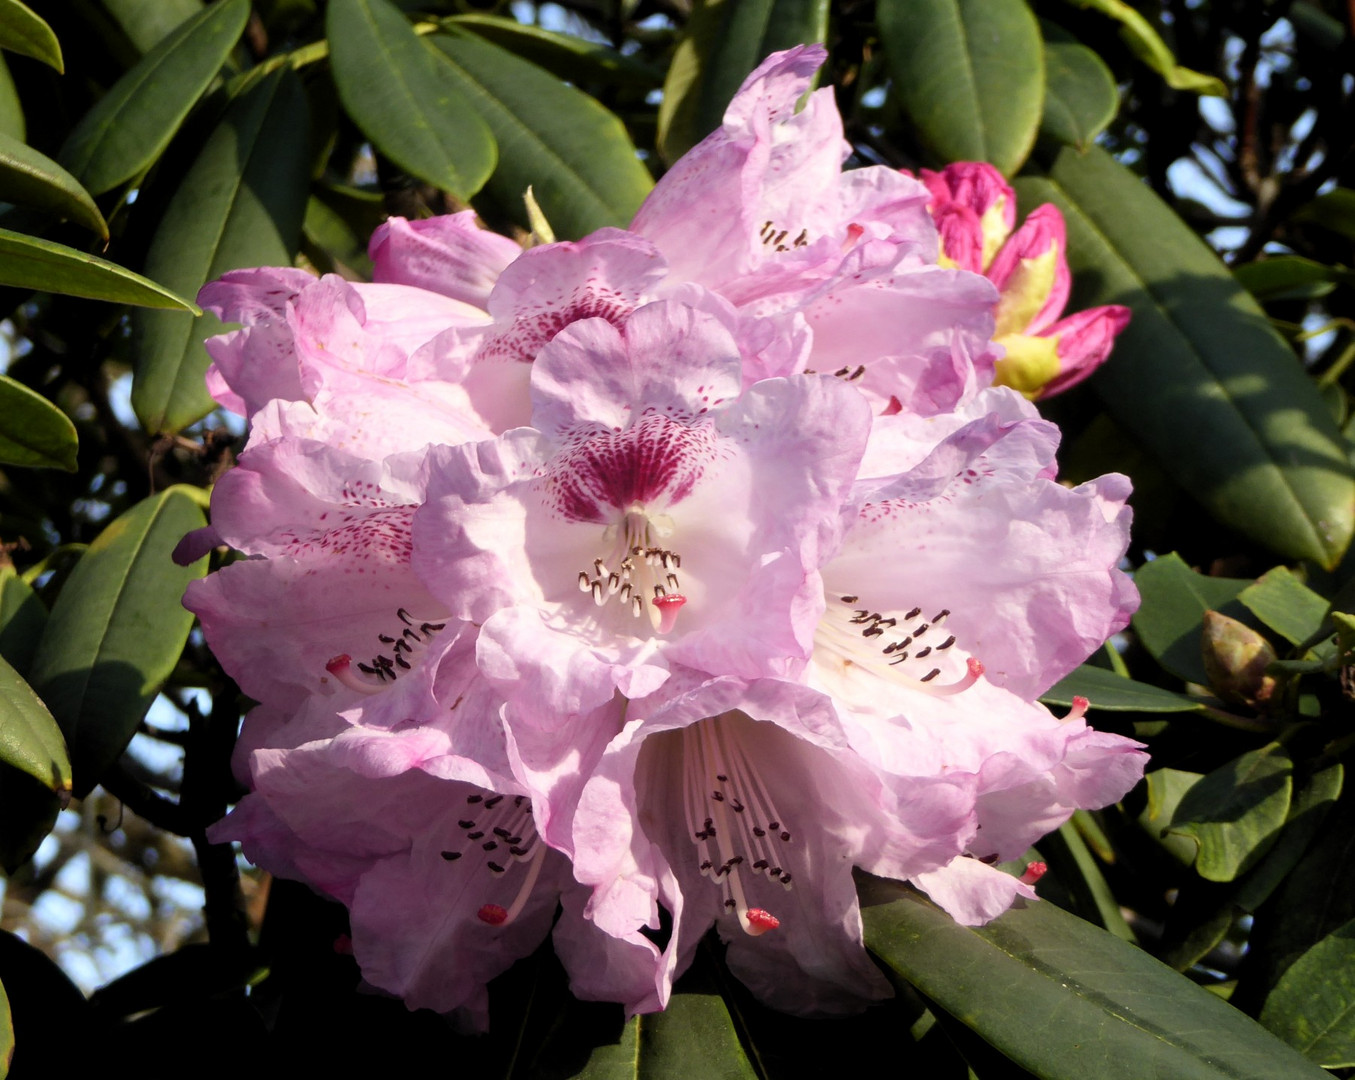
[440,851,460,861]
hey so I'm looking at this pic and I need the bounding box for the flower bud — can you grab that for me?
[1201,610,1278,708]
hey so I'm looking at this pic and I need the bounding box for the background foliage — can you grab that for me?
[0,0,1352,1075]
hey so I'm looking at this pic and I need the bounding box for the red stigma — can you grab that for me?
[1019,861,1047,886]
[745,908,780,934]
[477,904,508,926]
[966,656,985,678]
[325,654,352,675]
[652,593,687,634]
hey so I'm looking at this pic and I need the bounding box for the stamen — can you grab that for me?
[325,654,384,695]
[1064,695,1090,722]
[324,608,448,691]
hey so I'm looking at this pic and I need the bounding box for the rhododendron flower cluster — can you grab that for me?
[916,161,1132,400]
[185,45,1148,1026]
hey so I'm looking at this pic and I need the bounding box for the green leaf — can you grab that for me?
[572,989,758,1079]
[100,0,205,54]
[1132,553,1251,685]
[0,0,61,72]
[0,564,46,676]
[0,652,69,796]
[1290,188,1355,242]
[0,227,199,309]
[326,0,495,202]
[1237,566,1329,646]
[656,0,830,164]
[1062,0,1225,95]
[1041,662,1204,711]
[26,486,209,797]
[1168,743,1293,883]
[448,14,662,89]
[1041,820,1136,939]
[1017,149,1355,569]
[1039,24,1118,150]
[1261,918,1355,1067]
[131,66,310,434]
[1142,768,1209,867]
[57,0,248,197]
[0,974,10,1080]
[1232,761,1342,914]
[1233,255,1355,302]
[429,30,654,239]
[0,130,105,236]
[860,879,1331,1080]
[0,374,77,471]
[878,0,1045,176]
[0,53,24,141]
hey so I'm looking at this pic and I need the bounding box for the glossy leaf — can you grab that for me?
[1168,743,1293,882]
[0,0,60,72]
[1260,918,1355,1067]
[1040,25,1118,150]
[657,0,830,164]
[430,30,654,238]
[1066,0,1225,95]
[327,0,495,202]
[0,130,105,236]
[1041,662,1204,711]
[1290,187,1355,242]
[1017,148,1355,569]
[861,879,1330,1079]
[1132,553,1251,685]
[1233,255,1354,302]
[1232,761,1342,914]
[0,564,45,676]
[100,0,205,54]
[0,374,77,471]
[571,992,758,1079]
[1142,768,1208,867]
[58,0,250,197]
[26,487,209,797]
[0,652,69,795]
[878,0,1044,176]
[0,227,198,310]
[1237,566,1328,646]
[0,974,9,1080]
[0,53,23,140]
[448,14,662,89]
[131,66,309,434]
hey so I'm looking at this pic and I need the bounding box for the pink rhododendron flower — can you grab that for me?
[185,44,1149,1028]
[919,161,1131,399]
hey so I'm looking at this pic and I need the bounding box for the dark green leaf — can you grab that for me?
[0,652,69,795]
[861,878,1331,1079]
[1237,567,1329,646]
[1065,0,1225,94]
[0,564,46,676]
[100,0,205,54]
[0,974,10,1080]
[1040,820,1136,939]
[1233,255,1355,302]
[1233,761,1342,913]
[656,0,830,163]
[1017,148,1355,569]
[0,130,105,236]
[1041,662,1204,711]
[430,31,654,239]
[0,227,199,309]
[57,0,250,197]
[327,0,495,202]
[1260,918,1355,1067]
[26,486,209,797]
[878,0,1044,175]
[0,0,60,72]
[1039,25,1118,150]
[572,989,758,1079]
[1132,553,1250,685]
[1168,743,1293,883]
[131,66,309,434]
[0,53,23,141]
[0,374,77,471]
[1142,768,1208,867]
[448,14,662,89]
[1290,188,1355,242]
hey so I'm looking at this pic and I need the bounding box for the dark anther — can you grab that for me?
[397,608,415,625]
[712,791,725,802]
[933,609,951,622]
[840,594,858,603]
[915,646,932,659]
[700,860,713,871]
[716,774,728,782]
[488,862,506,874]
[938,636,956,650]
[458,819,476,829]
[493,827,512,838]
[483,795,504,809]
[725,899,737,909]
[920,668,941,682]
[440,850,461,861]
[482,841,498,851]
[467,794,483,803]
[753,827,766,838]
[753,859,769,870]
[509,846,530,856]
[914,623,930,637]
[378,634,396,644]
[905,607,922,620]
[467,831,485,840]
[779,831,791,842]
[768,821,780,830]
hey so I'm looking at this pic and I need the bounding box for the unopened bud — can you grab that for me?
[1201,610,1277,708]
